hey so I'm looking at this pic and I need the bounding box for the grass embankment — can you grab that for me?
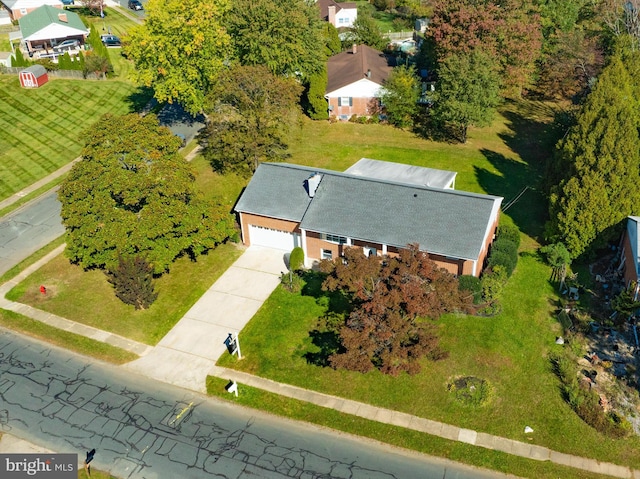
[0,75,145,202]
[0,309,137,364]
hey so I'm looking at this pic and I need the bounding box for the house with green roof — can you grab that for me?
[234,161,503,277]
[18,4,87,54]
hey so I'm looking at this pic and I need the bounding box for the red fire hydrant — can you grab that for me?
[39,285,46,295]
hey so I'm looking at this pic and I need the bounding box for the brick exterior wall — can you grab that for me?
[476,214,501,275]
[328,97,376,119]
[239,213,300,246]
[239,212,491,277]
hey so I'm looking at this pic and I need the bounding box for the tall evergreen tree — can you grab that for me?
[547,53,640,258]
[106,255,158,309]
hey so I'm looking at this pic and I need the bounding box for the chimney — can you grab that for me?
[327,5,336,25]
[352,43,357,54]
[58,12,68,22]
[304,173,323,198]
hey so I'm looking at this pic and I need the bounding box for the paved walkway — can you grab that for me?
[1,245,640,478]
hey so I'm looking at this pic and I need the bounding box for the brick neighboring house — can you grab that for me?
[1,0,61,21]
[326,44,394,120]
[234,161,503,277]
[316,0,357,28]
[621,216,640,289]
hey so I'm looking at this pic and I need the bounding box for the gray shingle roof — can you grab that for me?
[234,163,315,222]
[235,163,503,260]
[345,158,457,189]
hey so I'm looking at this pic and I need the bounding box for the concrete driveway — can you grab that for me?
[125,246,288,392]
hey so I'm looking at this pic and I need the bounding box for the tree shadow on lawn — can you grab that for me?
[125,86,155,113]
[475,100,566,243]
[475,150,547,242]
[300,270,349,367]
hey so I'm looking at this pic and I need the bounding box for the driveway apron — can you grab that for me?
[125,246,287,392]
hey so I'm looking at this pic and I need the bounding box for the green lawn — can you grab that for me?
[206,377,614,479]
[0,75,147,202]
[0,309,138,364]
[7,242,242,345]
[82,7,140,78]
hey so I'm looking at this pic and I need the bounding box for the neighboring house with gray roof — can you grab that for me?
[326,44,394,120]
[19,4,87,53]
[1,0,61,21]
[234,161,503,277]
[316,0,357,28]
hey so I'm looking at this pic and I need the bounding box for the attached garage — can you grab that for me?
[248,225,301,251]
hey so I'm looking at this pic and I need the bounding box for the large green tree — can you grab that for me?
[428,0,542,95]
[225,0,325,79]
[346,9,386,50]
[380,65,420,129]
[547,54,640,258]
[124,0,231,114]
[203,64,303,176]
[59,114,235,274]
[432,50,501,143]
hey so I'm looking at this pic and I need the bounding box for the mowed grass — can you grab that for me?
[83,7,140,78]
[206,377,614,479]
[7,242,242,345]
[0,309,137,364]
[0,75,143,202]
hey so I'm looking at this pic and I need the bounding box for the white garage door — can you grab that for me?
[249,225,301,251]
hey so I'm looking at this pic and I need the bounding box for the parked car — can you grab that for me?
[60,0,74,5]
[53,39,80,52]
[128,0,143,10]
[100,35,121,47]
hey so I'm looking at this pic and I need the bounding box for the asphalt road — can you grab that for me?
[0,190,64,276]
[0,330,505,479]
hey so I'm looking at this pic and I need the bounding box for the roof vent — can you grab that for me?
[366,69,371,78]
[352,44,357,54]
[304,173,323,198]
[58,13,68,22]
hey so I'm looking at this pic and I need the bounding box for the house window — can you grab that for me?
[322,233,347,244]
[322,249,333,260]
[339,17,348,24]
[338,97,353,107]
